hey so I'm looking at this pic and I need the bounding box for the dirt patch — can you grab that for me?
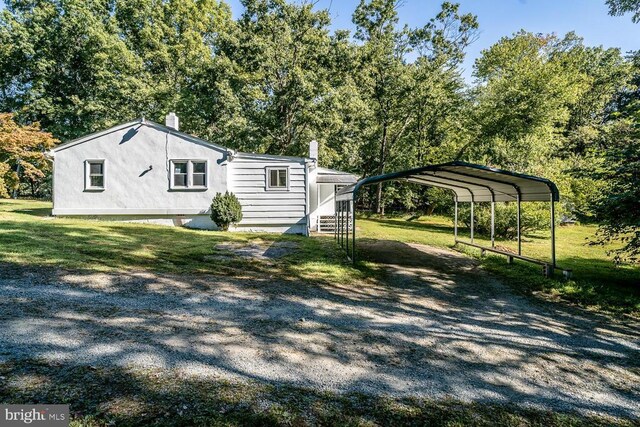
[211,240,299,260]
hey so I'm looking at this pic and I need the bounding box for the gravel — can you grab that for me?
[0,242,638,420]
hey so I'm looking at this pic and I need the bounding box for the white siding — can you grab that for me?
[229,156,308,234]
[52,123,228,229]
[51,119,313,234]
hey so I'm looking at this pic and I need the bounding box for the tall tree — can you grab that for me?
[464,32,590,170]
[114,0,235,133]
[353,0,477,213]
[0,0,147,140]
[227,0,337,157]
[352,0,412,214]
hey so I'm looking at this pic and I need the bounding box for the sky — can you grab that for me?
[1,0,637,82]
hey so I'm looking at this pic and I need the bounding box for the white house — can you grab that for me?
[49,113,356,235]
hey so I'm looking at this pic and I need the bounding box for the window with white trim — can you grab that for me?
[85,160,105,190]
[266,167,289,191]
[170,160,208,190]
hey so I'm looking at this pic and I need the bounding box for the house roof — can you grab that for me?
[49,118,354,176]
[316,167,359,184]
[336,161,559,203]
[50,118,232,155]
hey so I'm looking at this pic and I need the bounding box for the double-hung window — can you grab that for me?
[85,160,105,191]
[170,160,207,190]
[266,167,289,191]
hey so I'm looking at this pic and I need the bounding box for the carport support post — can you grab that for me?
[551,194,556,270]
[491,201,495,248]
[454,197,458,242]
[340,201,344,249]
[470,200,474,243]
[333,206,340,240]
[517,193,522,256]
[338,200,342,247]
[338,201,342,247]
[351,200,356,262]
[346,200,350,256]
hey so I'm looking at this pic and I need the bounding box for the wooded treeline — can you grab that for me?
[0,0,638,260]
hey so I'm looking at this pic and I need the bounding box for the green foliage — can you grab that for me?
[458,202,551,239]
[0,113,58,198]
[585,119,640,263]
[210,191,243,231]
[353,1,478,213]
[606,0,640,22]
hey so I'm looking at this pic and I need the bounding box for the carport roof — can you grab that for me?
[336,161,559,203]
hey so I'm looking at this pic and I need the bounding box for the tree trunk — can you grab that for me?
[12,161,21,199]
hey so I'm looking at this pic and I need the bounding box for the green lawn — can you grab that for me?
[357,214,640,317]
[0,199,360,286]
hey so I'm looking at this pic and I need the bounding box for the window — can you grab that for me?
[85,160,105,191]
[266,167,289,191]
[173,161,188,187]
[192,161,206,187]
[170,160,207,190]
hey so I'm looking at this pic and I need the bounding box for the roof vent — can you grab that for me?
[165,112,179,131]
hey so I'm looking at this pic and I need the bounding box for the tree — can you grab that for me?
[0,0,148,140]
[587,118,639,263]
[352,0,412,214]
[0,113,58,198]
[217,0,337,157]
[464,32,590,171]
[115,0,235,135]
[353,0,477,214]
[606,0,640,22]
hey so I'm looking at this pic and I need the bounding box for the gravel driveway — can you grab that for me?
[1,240,638,419]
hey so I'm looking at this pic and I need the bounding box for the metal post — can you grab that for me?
[470,201,474,243]
[333,206,340,241]
[352,200,356,263]
[491,201,495,248]
[336,201,339,242]
[517,194,522,256]
[340,201,344,249]
[454,197,458,242]
[551,194,556,269]
[338,201,344,247]
[346,200,350,256]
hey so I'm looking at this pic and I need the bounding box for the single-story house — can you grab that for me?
[49,113,357,235]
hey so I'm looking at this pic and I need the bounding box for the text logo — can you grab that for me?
[1,405,69,427]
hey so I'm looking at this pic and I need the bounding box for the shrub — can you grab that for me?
[210,191,243,231]
[458,202,552,239]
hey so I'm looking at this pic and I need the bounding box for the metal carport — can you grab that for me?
[335,161,561,276]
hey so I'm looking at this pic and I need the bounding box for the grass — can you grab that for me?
[1,199,638,426]
[357,214,640,317]
[0,199,361,286]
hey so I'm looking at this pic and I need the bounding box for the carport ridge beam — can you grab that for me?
[336,161,559,274]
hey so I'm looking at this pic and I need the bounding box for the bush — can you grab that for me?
[210,191,243,231]
[459,202,551,239]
